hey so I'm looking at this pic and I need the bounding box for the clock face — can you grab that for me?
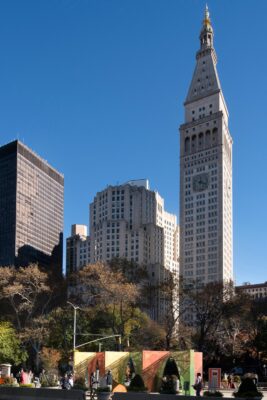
[193,173,209,192]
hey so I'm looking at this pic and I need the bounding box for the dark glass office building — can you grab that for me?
[0,140,64,276]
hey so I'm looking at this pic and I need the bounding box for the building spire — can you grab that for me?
[185,6,222,104]
[199,4,214,50]
[204,4,210,25]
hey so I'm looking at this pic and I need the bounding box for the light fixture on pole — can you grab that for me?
[67,301,81,352]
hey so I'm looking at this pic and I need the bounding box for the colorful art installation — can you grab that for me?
[74,350,202,394]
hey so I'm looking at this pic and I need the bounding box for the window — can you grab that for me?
[185,137,190,154]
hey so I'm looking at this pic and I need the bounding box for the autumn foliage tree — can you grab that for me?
[40,347,61,373]
[0,264,56,370]
[70,262,140,337]
[68,261,165,349]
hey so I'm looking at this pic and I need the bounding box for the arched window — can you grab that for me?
[184,137,190,155]
[205,130,211,147]
[198,132,204,150]
[212,128,218,145]
[191,135,197,153]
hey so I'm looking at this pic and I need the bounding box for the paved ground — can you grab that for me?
[220,388,267,399]
[85,391,267,399]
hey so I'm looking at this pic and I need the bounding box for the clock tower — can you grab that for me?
[179,7,233,302]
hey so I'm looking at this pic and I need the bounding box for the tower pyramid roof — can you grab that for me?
[185,6,223,105]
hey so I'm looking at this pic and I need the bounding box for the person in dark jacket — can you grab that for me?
[106,370,113,391]
[194,373,202,396]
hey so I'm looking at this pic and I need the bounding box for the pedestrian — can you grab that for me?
[227,374,232,389]
[17,368,23,384]
[39,368,48,386]
[194,373,202,397]
[28,370,34,384]
[68,373,74,387]
[90,372,98,397]
[60,373,71,390]
[173,375,180,393]
[21,369,28,385]
[255,373,258,386]
[106,370,113,391]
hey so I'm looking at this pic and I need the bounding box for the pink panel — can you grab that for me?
[142,351,170,392]
[142,351,170,370]
[194,352,203,377]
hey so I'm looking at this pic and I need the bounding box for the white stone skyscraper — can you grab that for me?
[179,7,233,291]
[66,179,179,321]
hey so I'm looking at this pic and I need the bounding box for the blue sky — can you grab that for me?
[0,0,266,284]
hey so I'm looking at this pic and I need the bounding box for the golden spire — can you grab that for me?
[203,4,211,27]
[199,4,214,51]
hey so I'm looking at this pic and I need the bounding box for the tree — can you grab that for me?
[70,262,140,337]
[108,257,149,285]
[0,322,27,365]
[187,281,235,353]
[218,291,252,360]
[242,298,267,360]
[158,273,192,350]
[129,313,166,350]
[40,347,61,373]
[68,261,166,349]
[0,264,51,330]
[46,307,74,357]
[0,264,54,370]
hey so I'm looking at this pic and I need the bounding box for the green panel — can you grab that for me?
[170,350,192,395]
[111,352,142,386]
[189,349,195,395]
[129,352,142,375]
[153,356,170,392]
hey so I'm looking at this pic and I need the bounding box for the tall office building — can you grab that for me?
[179,7,233,292]
[0,140,64,276]
[66,179,179,321]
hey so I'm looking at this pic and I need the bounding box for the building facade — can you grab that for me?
[66,179,179,321]
[66,224,90,275]
[179,8,233,293]
[236,282,267,300]
[0,140,64,276]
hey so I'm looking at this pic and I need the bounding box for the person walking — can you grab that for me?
[21,369,28,385]
[60,374,71,390]
[39,369,48,386]
[28,370,34,384]
[90,372,98,398]
[106,370,113,391]
[194,373,202,396]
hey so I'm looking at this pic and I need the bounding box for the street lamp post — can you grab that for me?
[67,301,80,352]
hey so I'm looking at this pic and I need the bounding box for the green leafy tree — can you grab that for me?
[130,313,166,350]
[0,322,27,365]
[47,306,96,356]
